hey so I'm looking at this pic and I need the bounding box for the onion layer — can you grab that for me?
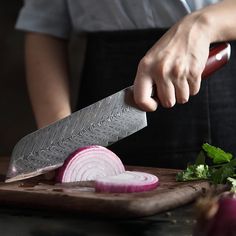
[56,145,125,182]
[56,145,159,193]
[95,171,159,193]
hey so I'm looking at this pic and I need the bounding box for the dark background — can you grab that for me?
[1,1,236,161]
[0,1,33,156]
[0,1,86,156]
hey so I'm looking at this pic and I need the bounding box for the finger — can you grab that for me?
[133,74,158,112]
[188,76,201,96]
[156,79,176,108]
[170,60,189,104]
[150,56,176,108]
[187,65,202,96]
[174,79,190,104]
[187,55,205,96]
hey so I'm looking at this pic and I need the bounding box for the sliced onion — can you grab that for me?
[56,145,125,182]
[95,171,159,193]
[56,145,159,193]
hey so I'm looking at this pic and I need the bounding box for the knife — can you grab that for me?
[6,42,231,183]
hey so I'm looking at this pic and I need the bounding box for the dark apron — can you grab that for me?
[76,29,236,169]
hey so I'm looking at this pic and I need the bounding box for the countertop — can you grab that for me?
[0,204,196,236]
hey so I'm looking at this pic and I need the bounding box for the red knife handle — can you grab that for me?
[202,42,231,78]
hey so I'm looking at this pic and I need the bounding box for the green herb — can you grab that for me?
[202,143,233,164]
[176,164,210,181]
[211,164,235,184]
[176,143,236,191]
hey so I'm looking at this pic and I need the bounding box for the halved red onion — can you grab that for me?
[56,145,125,183]
[193,193,236,236]
[95,171,159,193]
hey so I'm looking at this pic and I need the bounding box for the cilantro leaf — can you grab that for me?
[202,143,233,164]
[176,164,210,181]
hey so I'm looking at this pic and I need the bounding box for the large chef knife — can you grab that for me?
[6,42,231,182]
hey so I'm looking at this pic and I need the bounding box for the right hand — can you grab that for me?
[133,12,212,111]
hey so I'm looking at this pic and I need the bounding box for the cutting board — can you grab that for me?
[0,157,215,218]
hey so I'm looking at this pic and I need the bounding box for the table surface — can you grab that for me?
[0,203,196,236]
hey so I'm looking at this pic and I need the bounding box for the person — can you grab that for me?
[16,0,236,169]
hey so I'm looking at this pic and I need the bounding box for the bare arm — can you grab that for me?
[25,33,71,128]
[134,0,236,111]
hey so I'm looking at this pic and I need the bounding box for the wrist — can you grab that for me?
[188,11,215,43]
[197,11,221,43]
[194,1,236,43]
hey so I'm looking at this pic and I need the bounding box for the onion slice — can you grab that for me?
[56,145,125,182]
[95,171,159,193]
[56,145,159,193]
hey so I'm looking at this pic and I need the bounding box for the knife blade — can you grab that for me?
[6,86,146,182]
[6,42,231,183]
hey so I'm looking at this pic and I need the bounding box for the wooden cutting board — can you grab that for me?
[0,157,213,218]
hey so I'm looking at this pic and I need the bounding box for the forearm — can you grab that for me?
[193,0,236,42]
[25,33,71,128]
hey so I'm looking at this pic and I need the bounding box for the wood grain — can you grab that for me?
[0,157,212,218]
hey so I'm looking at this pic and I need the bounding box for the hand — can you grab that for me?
[133,12,211,111]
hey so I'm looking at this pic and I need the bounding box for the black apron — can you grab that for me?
[76,29,236,169]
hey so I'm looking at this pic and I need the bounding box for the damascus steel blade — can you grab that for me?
[6,86,147,182]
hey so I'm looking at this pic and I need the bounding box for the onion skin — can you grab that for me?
[193,193,236,236]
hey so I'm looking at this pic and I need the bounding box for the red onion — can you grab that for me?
[95,171,159,193]
[56,145,159,193]
[193,192,236,236]
[56,145,125,182]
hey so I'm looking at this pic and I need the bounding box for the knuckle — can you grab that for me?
[153,61,169,81]
[138,56,152,71]
[171,62,185,80]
